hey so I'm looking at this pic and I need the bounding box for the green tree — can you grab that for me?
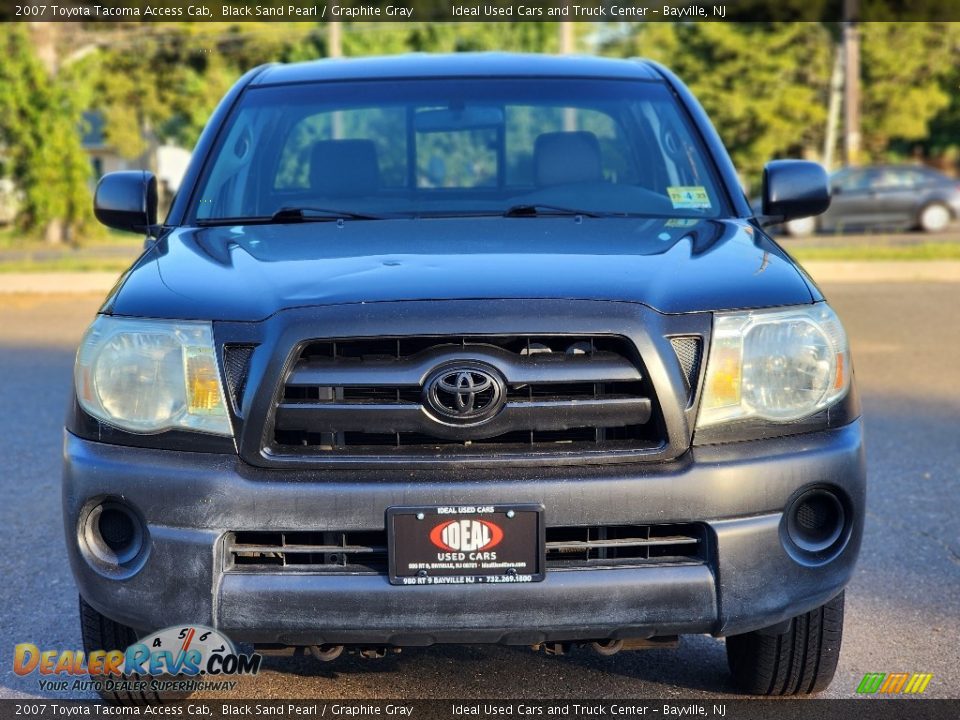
[68,21,566,159]
[340,21,559,56]
[0,26,95,243]
[859,22,959,159]
[68,25,236,159]
[601,22,833,190]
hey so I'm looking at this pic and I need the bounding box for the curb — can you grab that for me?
[797,261,960,284]
[1,272,121,295]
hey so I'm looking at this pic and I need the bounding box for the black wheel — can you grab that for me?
[725,591,845,695]
[79,596,186,703]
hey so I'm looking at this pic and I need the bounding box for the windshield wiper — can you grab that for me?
[195,207,380,226]
[503,203,605,218]
[270,206,380,222]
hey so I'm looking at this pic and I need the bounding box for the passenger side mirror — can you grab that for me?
[761,160,831,222]
[94,171,158,234]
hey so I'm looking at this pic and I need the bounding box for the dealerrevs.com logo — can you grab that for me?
[14,625,261,694]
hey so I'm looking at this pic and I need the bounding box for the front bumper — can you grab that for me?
[63,419,865,645]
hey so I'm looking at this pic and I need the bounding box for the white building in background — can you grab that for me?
[82,111,191,212]
[156,145,192,193]
[0,177,20,225]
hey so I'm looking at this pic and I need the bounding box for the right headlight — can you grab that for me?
[74,316,232,436]
[697,303,850,429]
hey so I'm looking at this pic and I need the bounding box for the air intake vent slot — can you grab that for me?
[545,523,708,568]
[224,524,708,574]
[670,336,702,397]
[225,531,387,574]
[223,345,256,413]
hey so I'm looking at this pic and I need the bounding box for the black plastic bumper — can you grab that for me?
[62,419,865,644]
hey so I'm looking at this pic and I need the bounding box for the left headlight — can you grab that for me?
[74,316,232,436]
[697,303,850,430]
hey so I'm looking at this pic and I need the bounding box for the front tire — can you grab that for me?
[79,596,184,703]
[725,591,845,695]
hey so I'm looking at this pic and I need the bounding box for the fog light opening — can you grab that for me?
[82,500,146,567]
[786,489,845,555]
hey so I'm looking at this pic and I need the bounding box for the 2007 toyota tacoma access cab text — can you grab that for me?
[64,53,864,699]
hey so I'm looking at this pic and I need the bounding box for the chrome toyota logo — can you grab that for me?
[424,363,505,424]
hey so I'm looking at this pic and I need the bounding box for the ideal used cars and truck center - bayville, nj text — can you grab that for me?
[17,4,725,19]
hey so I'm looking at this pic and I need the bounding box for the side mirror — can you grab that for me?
[94,171,158,234]
[761,160,830,222]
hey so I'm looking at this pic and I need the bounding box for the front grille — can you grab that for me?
[224,523,708,574]
[270,335,663,458]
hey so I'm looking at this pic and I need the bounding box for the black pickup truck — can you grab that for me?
[64,53,864,699]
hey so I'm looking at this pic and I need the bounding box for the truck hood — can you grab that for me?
[105,216,817,321]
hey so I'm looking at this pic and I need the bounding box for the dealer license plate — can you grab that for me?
[387,504,544,586]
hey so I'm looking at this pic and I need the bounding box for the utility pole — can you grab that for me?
[28,21,59,74]
[328,6,343,138]
[843,0,861,166]
[559,21,574,55]
[328,5,342,59]
[559,16,575,130]
[823,45,844,171]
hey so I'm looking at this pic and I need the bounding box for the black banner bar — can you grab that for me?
[4,0,960,22]
[1,700,959,720]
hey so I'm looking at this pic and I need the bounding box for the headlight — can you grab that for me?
[74,316,232,436]
[697,303,850,429]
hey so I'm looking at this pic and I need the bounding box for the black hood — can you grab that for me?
[104,216,817,321]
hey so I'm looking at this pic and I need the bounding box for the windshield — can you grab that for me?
[190,78,728,223]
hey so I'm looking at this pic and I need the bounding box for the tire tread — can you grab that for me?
[79,595,163,704]
[726,591,845,696]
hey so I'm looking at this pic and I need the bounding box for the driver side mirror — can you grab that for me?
[94,171,158,234]
[761,160,831,222]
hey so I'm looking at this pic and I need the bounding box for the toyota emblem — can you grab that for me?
[424,363,505,424]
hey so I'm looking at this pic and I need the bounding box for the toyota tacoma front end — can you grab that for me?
[63,53,865,699]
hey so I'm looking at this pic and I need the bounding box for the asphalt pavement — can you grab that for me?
[0,284,957,700]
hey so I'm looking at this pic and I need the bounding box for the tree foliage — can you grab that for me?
[603,21,960,181]
[65,22,562,159]
[0,26,95,241]
[601,22,833,189]
[859,22,960,157]
[5,20,960,241]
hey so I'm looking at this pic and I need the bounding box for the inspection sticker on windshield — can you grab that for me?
[667,186,712,209]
